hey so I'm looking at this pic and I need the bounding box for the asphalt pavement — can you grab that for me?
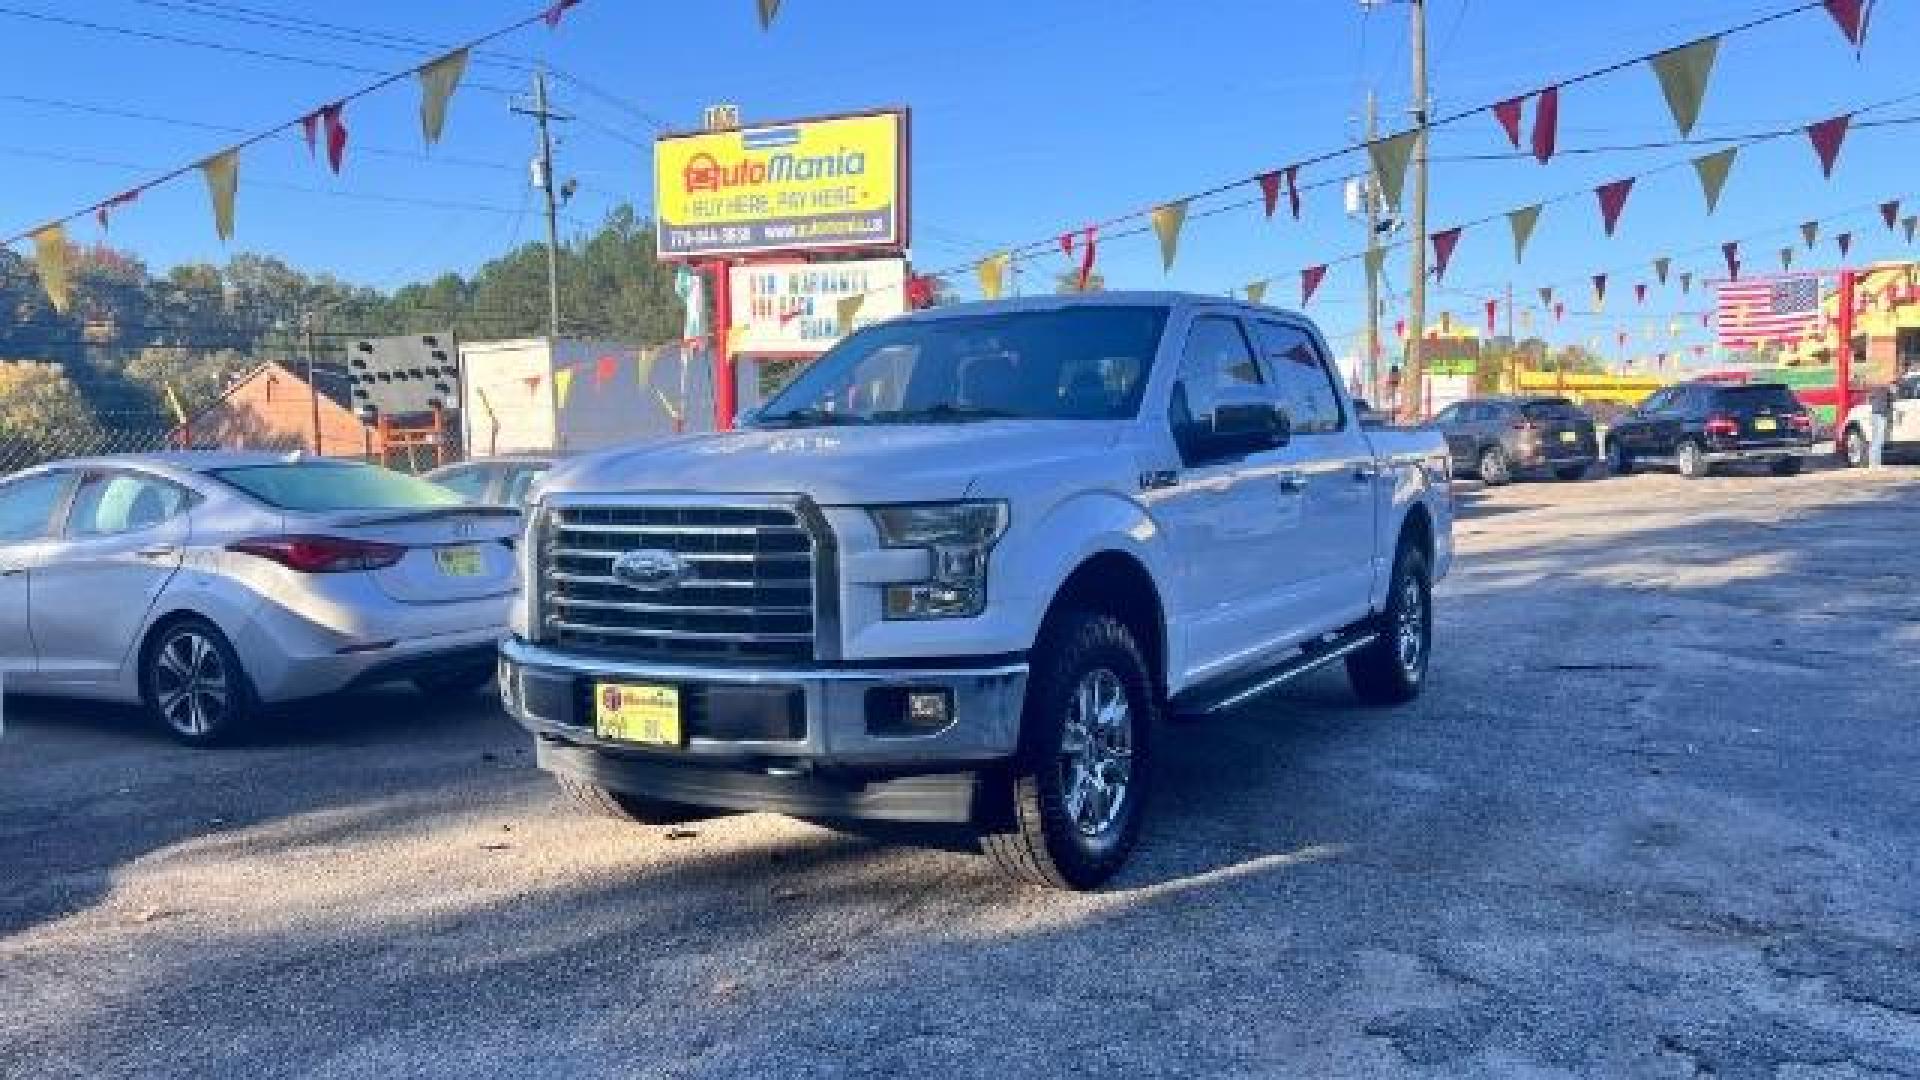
[3,465,1917,1079]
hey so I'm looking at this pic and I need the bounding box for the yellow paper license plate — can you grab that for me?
[594,683,682,746]
[434,545,484,577]
[1754,416,1778,431]
[1559,430,1578,443]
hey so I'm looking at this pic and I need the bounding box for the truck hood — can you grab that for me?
[545,420,1126,504]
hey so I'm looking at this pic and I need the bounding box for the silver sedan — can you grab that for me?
[0,453,519,744]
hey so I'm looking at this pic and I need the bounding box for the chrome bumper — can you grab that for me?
[497,637,1029,769]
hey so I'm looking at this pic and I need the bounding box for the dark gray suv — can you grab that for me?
[1431,395,1599,485]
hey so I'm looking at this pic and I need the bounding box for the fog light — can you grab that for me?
[865,687,954,736]
[906,690,951,729]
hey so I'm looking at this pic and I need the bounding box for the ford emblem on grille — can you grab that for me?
[610,548,691,590]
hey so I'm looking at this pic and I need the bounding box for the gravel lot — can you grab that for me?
[3,466,1918,1079]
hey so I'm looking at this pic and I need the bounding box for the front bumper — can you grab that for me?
[497,637,1029,822]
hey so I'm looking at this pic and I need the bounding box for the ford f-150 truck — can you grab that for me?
[498,293,1454,889]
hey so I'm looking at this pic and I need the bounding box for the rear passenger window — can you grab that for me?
[1253,320,1344,434]
[68,472,190,537]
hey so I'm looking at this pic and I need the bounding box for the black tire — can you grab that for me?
[1554,463,1589,482]
[142,616,254,746]
[1479,446,1513,487]
[1677,439,1711,479]
[1843,426,1869,469]
[556,774,702,825]
[1608,439,1634,476]
[412,665,494,696]
[1770,456,1804,477]
[981,610,1155,890]
[1347,543,1432,707]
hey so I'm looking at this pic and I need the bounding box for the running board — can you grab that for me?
[1170,629,1379,717]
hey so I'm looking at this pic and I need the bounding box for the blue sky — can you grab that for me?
[3,0,1916,365]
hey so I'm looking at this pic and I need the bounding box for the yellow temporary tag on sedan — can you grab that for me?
[434,545,484,577]
[1754,416,1778,432]
[594,683,682,746]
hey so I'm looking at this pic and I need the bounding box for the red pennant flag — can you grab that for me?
[1532,85,1560,164]
[1484,298,1499,336]
[94,189,140,230]
[1553,302,1565,323]
[321,102,348,174]
[1284,164,1301,220]
[905,274,936,309]
[1881,199,1901,230]
[300,111,320,155]
[1301,264,1328,306]
[1807,114,1851,177]
[1595,177,1635,236]
[1635,282,1648,305]
[1394,318,1407,339]
[1592,273,1608,306]
[1493,96,1525,148]
[593,354,617,386]
[1722,241,1740,280]
[1837,231,1853,259]
[1060,227,1098,291]
[1430,227,1462,282]
[1823,0,1867,47]
[543,0,580,28]
[1257,171,1281,219]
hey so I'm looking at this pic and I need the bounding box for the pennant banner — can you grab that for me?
[1801,220,1820,249]
[1301,264,1328,306]
[417,49,470,145]
[755,0,780,29]
[1596,177,1635,236]
[31,225,70,313]
[1538,286,1553,308]
[1722,241,1741,280]
[1905,216,1918,244]
[1430,227,1462,282]
[1151,200,1188,272]
[1654,256,1671,285]
[1692,147,1737,214]
[1881,199,1901,231]
[1258,171,1281,219]
[636,348,660,389]
[1837,231,1853,259]
[1553,301,1565,322]
[201,149,238,241]
[1283,164,1302,220]
[1493,95,1524,148]
[1680,271,1693,294]
[1484,298,1499,336]
[1061,227,1098,291]
[545,0,581,28]
[1245,279,1269,306]
[321,102,348,174]
[1635,282,1648,305]
[1508,204,1541,262]
[555,367,575,407]
[1592,273,1608,312]
[1807,113,1851,177]
[1781,246,1794,271]
[836,293,865,335]
[1823,0,1867,48]
[977,252,1011,300]
[1368,130,1418,211]
[94,189,140,230]
[1532,85,1560,164]
[1650,37,1720,138]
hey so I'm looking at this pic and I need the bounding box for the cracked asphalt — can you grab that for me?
[3,466,1918,1078]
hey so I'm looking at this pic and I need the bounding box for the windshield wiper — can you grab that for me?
[754,407,871,428]
[872,404,1021,424]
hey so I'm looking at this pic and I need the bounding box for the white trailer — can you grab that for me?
[458,338,714,457]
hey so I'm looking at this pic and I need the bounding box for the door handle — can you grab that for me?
[1352,462,1380,482]
[1277,471,1307,494]
[0,565,24,577]
[136,544,177,559]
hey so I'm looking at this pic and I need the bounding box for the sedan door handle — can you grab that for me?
[135,544,178,559]
[1277,471,1308,494]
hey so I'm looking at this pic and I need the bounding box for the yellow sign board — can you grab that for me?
[654,110,906,258]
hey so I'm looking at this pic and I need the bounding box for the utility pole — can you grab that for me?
[1363,90,1383,402]
[512,68,571,340]
[302,311,323,456]
[1402,0,1430,421]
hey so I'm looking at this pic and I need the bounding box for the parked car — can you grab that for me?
[497,292,1455,889]
[1430,395,1598,484]
[1606,380,1814,478]
[425,455,553,506]
[0,453,519,744]
[1837,371,1920,467]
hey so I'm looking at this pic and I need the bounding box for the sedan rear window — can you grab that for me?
[211,463,462,511]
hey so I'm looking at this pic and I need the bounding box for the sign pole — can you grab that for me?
[709,259,736,430]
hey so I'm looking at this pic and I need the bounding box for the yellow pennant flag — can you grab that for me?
[1244,280,1269,305]
[636,347,659,388]
[555,366,575,407]
[417,49,470,145]
[200,149,239,241]
[757,0,780,29]
[837,293,865,335]
[31,224,71,313]
[977,252,1011,299]
[1367,130,1418,212]
[1151,200,1188,272]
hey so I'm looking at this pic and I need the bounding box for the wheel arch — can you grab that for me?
[1039,550,1168,699]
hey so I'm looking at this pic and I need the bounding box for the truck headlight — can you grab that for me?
[868,501,1009,620]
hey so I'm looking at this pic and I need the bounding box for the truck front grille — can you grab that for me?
[541,501,820,663]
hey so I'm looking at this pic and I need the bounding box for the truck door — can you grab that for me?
[1253,317,1378,633]
[1894,376,1920,443]
[1152,312,1297,682]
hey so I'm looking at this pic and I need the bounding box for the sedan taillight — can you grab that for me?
[228,535,406,573]
[1788,412,1813,432]
[1704,415,1740,437]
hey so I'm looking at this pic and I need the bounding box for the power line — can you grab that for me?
[123,0,540,72]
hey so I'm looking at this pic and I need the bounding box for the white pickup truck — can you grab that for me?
[1838,371,1920,466]
[498,292,1454,889]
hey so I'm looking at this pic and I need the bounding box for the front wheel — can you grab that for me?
[1554,463,1590,482]
[1347,544,1433,707]
[1770,456,1804,477]
[1608,440,1634,476]
[556,774,704,826]
[1677,439,1711,479]
[143,617,253,745]
[1479,446,1513,486]
[981,610,1155,890]
[1843,426,1869,468]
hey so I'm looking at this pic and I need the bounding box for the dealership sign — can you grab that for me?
[727,260,907,354]
[655,110,907,258]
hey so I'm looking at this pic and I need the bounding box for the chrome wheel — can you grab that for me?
[153,630,230,737]
[1058,668,1133,838]
[1396,572,1427,677]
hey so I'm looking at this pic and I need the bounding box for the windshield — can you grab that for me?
[212,463,463,512]
[756,305,1169,426]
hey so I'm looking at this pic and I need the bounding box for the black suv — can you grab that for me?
[1430,395,1599,485]
[1607,381,1814,478]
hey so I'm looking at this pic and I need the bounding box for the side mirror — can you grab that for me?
[1178,387,1289,461]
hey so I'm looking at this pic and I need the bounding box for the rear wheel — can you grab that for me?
[1479,446,1512,487]
[981,610,1154,890]
[1770,456,1804,477]
[556,774,702,826]
[1843,426,1869,468]
[1347,543,1432,707]
[413,666,493,696]
[1677,439,1711,479]
[143,617,253,746]
[1608,440,1634,476]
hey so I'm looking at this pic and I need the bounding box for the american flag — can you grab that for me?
[1716,275,1821,348]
